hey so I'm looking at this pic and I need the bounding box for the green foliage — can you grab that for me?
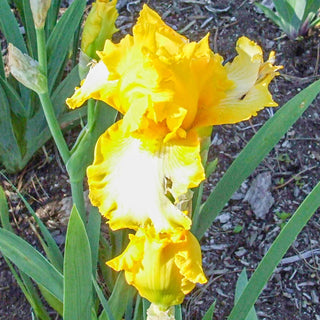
[255,0,320,40]
[63,206,93,320]
[234,269,258,320]
[192,79,320,239]
[0,0,85,173]
[202,301,216,320]
[228,180,320,319]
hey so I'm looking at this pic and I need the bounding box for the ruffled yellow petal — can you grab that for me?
[81,0,118,60]
[198,36,281,125]
[67,6,280,143]
[66,61,118,110]
[87,120,205,232]
[107,227,207,308]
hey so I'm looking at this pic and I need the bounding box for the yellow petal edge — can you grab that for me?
[107,227,207,308]
[87,120,205,233]
[67,5,281,145]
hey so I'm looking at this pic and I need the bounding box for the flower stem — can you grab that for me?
[87,99,96,131]
[36,26,86,220]
[36,28,47,76]
[38,92,70,164]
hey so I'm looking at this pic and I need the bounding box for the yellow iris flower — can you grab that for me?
[107,226,207,309]
[66,5,280,232]
[81,0,118,60]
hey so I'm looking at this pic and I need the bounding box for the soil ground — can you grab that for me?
[1,0,320,319]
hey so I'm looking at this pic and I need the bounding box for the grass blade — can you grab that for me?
[87,206,102,274]
[0,0,27,53]
[0,172,64,271]
[22,0,37,58]
[192,79,320,239]
[228,180,320,320]
[0,75,27,117]
[99,272,136,320]
[92,276,115,320]
[234,269,258,320]
[0,186,13,232]
[5,257,51,320]
[175,305,182,320]
[46,0,86,91]
[63,205,92,320]
[0,186,51,319]
[0,85,23,172]
[202,301,216,320]
[0,227,63,301]
[0,0,30,106]
[46,0,62,35]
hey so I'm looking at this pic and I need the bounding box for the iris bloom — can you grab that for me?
[81,0,118,60]
[107,226,207,309]
[66,5,280,232]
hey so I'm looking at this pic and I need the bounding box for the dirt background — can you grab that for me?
[1,0,320,319]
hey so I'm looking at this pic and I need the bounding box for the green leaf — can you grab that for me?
[45,0,62,35]
[0,0,30,106]
[92,276,115,320]
[51,65,80,115]
[21,0,37,58]
[0,84,23,171]
[202,301,216,320]
[99,235,115,292]
[0,0,27,53]
[192,79,320,239]
[63,205,92,320]
[0,172,64,271]
[38,284,63,316]
[142,298,150,318]
[5,257,51,320]
[0,50,5,79]
[234,269,258,320]
[255,3,284,30]
[0,228,63,301]
[175,305,182,320]
[205,158,218,178]
[0,75,27,117]
[99,272,136,320]
[0,184,53,319]
[228,180,320,320]
[46,0,86,91]
[87,206,102,274]
[0,186,13,232]
[132,295,144,320]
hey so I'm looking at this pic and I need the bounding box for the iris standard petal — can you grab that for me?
[197,36,281,125]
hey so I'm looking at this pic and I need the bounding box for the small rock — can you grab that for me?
[311,290,319,304]
[235,248,247,257]
[244,172,274,219]
[231,191,244,200]
[221,222,233,231]
[215,212,231,224]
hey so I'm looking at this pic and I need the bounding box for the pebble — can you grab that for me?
[215,212,231,224]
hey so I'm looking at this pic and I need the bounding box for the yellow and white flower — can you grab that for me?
[67,4,280,232]
[107,227,207,309]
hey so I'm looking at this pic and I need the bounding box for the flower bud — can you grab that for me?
[30,0,52,29]
[8,43,47,94]
[81,0,118,60]
[107,227,207,309]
